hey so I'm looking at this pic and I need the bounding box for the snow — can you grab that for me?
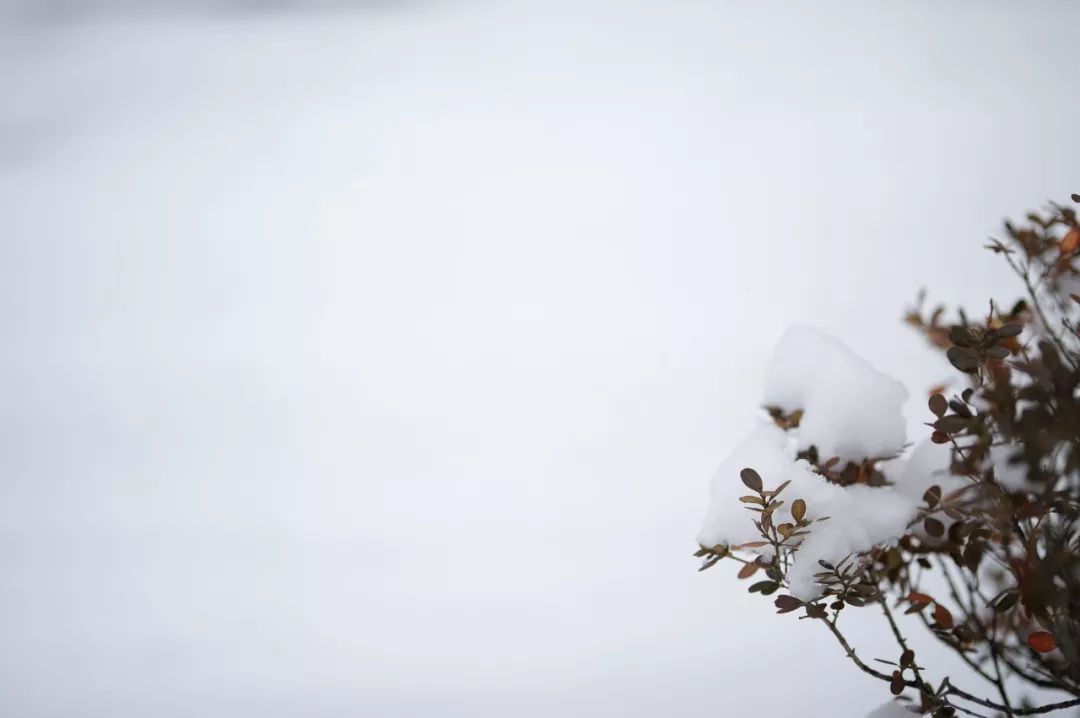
[865,702,917,717]
[889,438,963,503]
[763,325,908,462]
[696,420,926,598]
[989,445,1038,492]
[699,327,964,599]
[696,422,820,551]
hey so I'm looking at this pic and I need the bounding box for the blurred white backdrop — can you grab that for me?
[1,1,1078,715]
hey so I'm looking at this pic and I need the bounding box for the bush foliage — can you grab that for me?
[697,195,1080,717]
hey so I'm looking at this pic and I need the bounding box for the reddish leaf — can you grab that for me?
[933,603,954,630]
[907,592,933,605]
[1028,631,1057,653]
[1061,228,1080,255]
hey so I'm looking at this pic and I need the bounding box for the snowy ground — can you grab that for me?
[1,1,1078,716]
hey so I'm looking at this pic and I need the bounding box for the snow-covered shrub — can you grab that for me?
[695,196,1080,717]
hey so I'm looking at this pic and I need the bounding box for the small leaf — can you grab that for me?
[890,670,905,695]
[740,468,763,492]
[900,649,914,667]
[931,430,950,444]
[737,562,759,579]
[995,323,1022,338]
[928,393,948,418]
[907,592,933,605]
[1061,228,1080,255]
[923,485,942,507]
[947,346,981,373]
[774,595,803,614]
[935,415,970,433]
[740,495,765,505]
[948,325,976,347]
[748,580,779,595]
[963,542,984,571]
[1028,631,1057,653]
[791,499,806,523]
[924,517,945,538]
[933,603,954,629]
[992,592,1019,613]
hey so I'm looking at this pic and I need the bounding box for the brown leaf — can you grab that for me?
[935,415,971,433]
[928,393,948,418]
[774,595,803,614]
[890,670,905,695]
[946,346,981,373]
[791,499,806,523]
[923,485,942,507]
[933,603,954,629]
[740,468,763,492]
[1061,228,1080,255]
[737,562,759,579]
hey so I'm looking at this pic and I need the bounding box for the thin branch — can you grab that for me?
[819,616,917,686]
[945,680,1080,715]
[877,589,927,690]
[1001,250,1079,370]
[951,704,992,718]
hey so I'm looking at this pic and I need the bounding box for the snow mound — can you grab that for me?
[865,702,918,718]
[698,327,962,599]
[763,325,908,462]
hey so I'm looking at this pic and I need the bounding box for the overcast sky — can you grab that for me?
[1,1,1079,716]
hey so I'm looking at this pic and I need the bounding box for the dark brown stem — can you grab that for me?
[877,589,927,689]
[1002,251,1079,370]
[945,680,1080,715]
[819,616,917,686]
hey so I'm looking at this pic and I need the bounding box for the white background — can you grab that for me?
[2,1,1078,715]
